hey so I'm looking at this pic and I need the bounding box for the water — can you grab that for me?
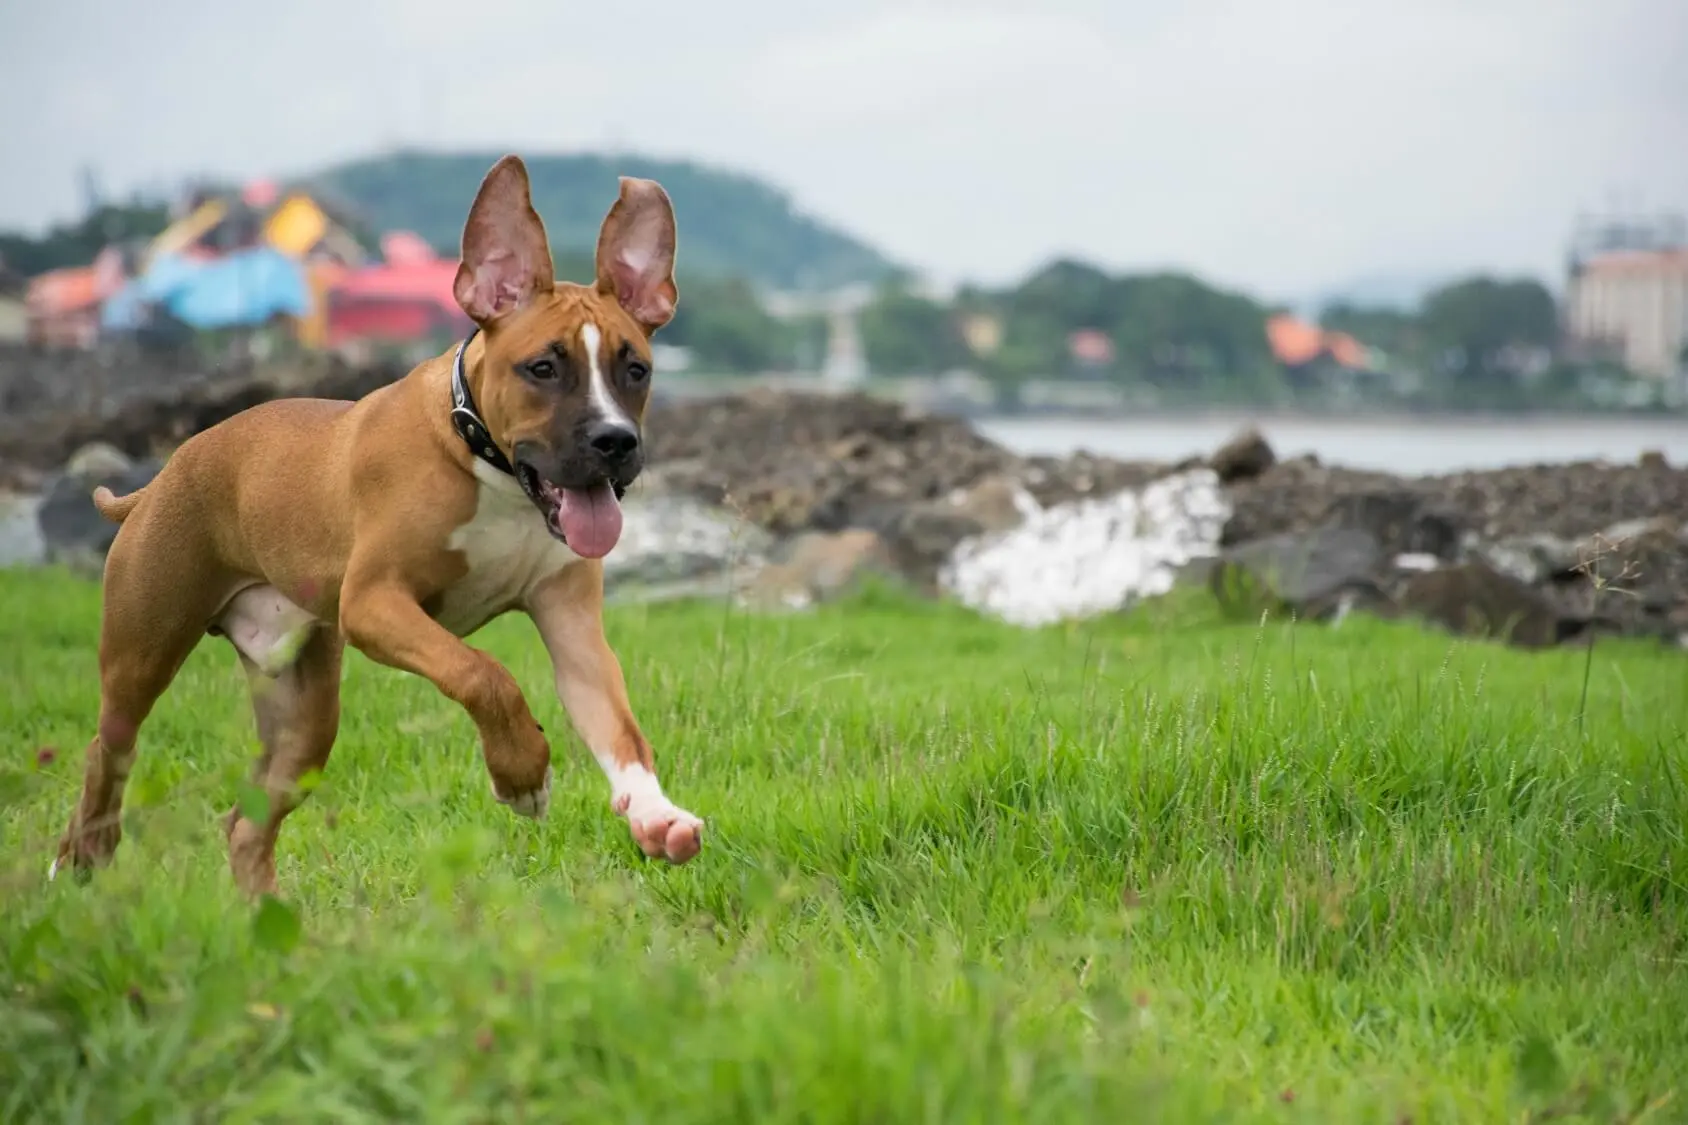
[975,413,1688,476]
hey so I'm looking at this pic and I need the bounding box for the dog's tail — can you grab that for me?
[91,485,145,525]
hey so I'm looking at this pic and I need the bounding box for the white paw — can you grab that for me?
[47,856,62,882]
[613,791,704,864]
[494,765,553,820]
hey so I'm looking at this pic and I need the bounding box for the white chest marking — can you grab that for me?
[580,321,634,429]
[432,461,582,637]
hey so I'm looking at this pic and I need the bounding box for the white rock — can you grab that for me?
[604,492,773,576]
[938,469,1231,627]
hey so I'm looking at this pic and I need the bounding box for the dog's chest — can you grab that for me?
[432,466,581,637]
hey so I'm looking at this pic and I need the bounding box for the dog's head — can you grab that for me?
[451,154,678,559]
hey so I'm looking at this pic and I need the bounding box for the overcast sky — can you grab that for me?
[3,0,1684,302]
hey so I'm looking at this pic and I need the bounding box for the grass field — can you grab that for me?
[2,567,1686,1124]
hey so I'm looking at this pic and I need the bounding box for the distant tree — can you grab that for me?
[1318,301,1420,357]
[0,198,171,276]
[1107,271,1272,384]
[858,280,970,375]
[1417,276,1558,379]
[962,260,1273,387]
[1004,258,1118,331]
[662,278,793,374]
[310,151,901,291]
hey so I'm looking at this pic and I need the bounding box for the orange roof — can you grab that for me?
[1325,330,1367,369]
[1266,313,1325,365]
[26,266,108,316]
[1267,313,1372,369]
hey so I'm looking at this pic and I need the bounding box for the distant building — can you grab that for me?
[1564,247,1688,381]
[1265,313,1374,372]
[1066,328,1115,370]
[24,246,126,349]
[0,256,25,343]
[960,313,1002,357]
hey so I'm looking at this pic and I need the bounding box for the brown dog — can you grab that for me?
[51,155,704,896]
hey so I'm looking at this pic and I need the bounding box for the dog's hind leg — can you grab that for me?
[222,620,343,899]
[52,527,230,882]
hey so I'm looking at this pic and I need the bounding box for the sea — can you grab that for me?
[973,413,1688,477]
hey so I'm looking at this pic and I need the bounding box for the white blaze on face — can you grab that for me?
[580,321,635,429]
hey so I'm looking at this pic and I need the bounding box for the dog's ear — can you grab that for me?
[454,155,555,323]
[594,177,678,334]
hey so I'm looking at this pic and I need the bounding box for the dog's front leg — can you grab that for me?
[526,567,702,864]
[340,580,552,817]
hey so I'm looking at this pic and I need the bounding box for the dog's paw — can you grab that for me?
[613,792,704,864]
[493,765,552,820]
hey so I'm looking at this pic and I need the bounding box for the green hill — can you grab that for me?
[306,149,900,292]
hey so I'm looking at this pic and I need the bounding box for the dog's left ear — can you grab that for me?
[454,155,556,324]
[594,177,678,334]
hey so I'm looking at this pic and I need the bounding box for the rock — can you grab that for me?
[1209,426,1276,483]
[1639,449,1669,470]
[0,491,46,568]
[1471,532,1582,585]
[64,442,135,479]
[744,529,894,610]
[642,390,1174,569]
[1320,489,1466,560]
[603,491,774,590]
[949,473,1031,532]
[1209,527,1384,610]
[0,343,406,473]
[939,468,1230,628]
[1020,450,1170,507]
[36,454,163,573]
[3,341,1685,646]
[1396,562,1576,649]
[875,474,1036,588]
[1222,455,1688,547]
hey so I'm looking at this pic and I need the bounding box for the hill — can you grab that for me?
[306,149,900,292]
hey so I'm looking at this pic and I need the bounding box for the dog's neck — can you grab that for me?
[447,327,517,477]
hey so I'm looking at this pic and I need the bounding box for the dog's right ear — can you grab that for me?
[453,155,556,324]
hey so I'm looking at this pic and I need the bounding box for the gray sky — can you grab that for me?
[3,0,1684,302]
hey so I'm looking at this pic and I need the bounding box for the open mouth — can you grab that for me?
[515,463,628,559]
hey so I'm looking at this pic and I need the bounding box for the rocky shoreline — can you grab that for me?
[2,346,1684,650]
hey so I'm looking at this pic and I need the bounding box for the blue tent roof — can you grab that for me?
[102,247,311,332]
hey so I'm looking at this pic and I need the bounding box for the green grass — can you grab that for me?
[2,567,1686,1124]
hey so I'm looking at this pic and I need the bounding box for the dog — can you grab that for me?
[51,155,704,896]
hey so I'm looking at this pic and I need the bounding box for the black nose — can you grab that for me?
[586,420,640,464]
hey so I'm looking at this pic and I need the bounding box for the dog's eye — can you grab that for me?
[626,361,651,384]
[527,359,558,381]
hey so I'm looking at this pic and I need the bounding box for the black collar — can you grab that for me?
[448,326,517,476]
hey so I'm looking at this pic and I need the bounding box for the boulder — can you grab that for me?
[1320,489,1466,561]
[877,473,1034,588]
[1209,426,1276,483]
[940,469,1230,628]
[603,491,775,591]
[1396,562,1576,649]
[743,529,895,610]
[36,444,164,573]
[1209,526,1384,612]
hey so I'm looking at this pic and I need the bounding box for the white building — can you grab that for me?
[1563,209,1688,385]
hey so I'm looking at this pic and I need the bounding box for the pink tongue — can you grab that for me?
[557,482,623,558]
